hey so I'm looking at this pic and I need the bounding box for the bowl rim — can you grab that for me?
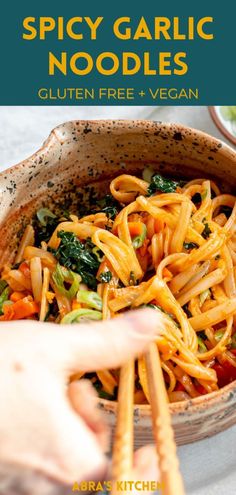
[99,380,236,416]
[2,118,236,177]
[1,118,236,416]
[208,106,236,146]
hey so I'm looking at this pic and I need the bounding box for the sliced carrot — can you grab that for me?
[72,300,81,311]
[19,261,31,279]
[128,221,144,237]
[10,291,26,303]
[0,296,39,321]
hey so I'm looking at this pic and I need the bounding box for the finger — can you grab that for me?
[68,380,109,451]
[44,308,165,373]
[132,445,160,494]
[43,400,108,485]
[0,309,165,374]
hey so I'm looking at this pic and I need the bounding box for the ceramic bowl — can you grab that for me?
[0,120,236,446]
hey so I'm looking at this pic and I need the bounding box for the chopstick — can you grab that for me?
[111,359,134,494]
[111,345,185,495]
[145,343,185,495]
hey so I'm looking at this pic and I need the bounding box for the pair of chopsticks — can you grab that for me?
[111,344,185,495]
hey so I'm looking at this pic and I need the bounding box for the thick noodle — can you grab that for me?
[1,172,236,404]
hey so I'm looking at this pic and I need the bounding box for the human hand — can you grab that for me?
[0,309,163,495]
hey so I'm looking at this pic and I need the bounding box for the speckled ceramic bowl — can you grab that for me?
[0,120,236,446]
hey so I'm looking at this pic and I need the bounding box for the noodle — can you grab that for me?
[1,171,236,403]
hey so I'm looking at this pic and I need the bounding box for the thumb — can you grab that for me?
[41,308,164,375]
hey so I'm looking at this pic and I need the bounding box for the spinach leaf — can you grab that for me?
[183,242,199,250]
[98,271,112,283]
[202,221,212,239]
[92,194,120,220]
[198,330,207,341]
[183,304,192,318]
[148,174,180,195]
[52,231,100,290]
[0,280,8,293]
[33,208,59,245]
[0,286,10,315]
[93,380,118,400]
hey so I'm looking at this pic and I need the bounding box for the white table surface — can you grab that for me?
[0,105,235,494]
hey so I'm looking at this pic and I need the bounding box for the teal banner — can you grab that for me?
[1,0,235,105]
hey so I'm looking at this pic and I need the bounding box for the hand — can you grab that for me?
[0,309,162,495]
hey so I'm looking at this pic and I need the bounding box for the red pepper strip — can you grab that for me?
[175,382,185,392]
[195,384,207,395]
[213,362,236,388]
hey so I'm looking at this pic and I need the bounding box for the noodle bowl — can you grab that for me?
[0,120,235,444]
[1,172,236,405]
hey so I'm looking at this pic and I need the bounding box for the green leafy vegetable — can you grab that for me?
[202,221,212,239]
[77,290,102,310]
[220,106,236,123]
[92,246,104,263]
[144,303,163,311]
[201,190,208,201]
[61,308,102,324]
[148,174,180,195]
[93,381,117,400]
[52,264,81,299]
[0,286,10,315]
[92,195,120,220]
[215,329,224,342]
[199,289,211,306]
[183,242,199,250]
[183,304,192,318]
[198,336,207,353]
[132,224,147,249]
[142,167,154,183]
[129,271,137,286]
[36,208,57,227]
[52,231,100,290]
[0,280,8,293]
[230,333,236,349]
[98,389,115,400]
[34,208,59,245]
[98,271,112,283]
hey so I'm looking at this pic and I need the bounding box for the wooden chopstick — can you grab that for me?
[111,359,134,495]
[145,343,185,495]
[111,344,185,495]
